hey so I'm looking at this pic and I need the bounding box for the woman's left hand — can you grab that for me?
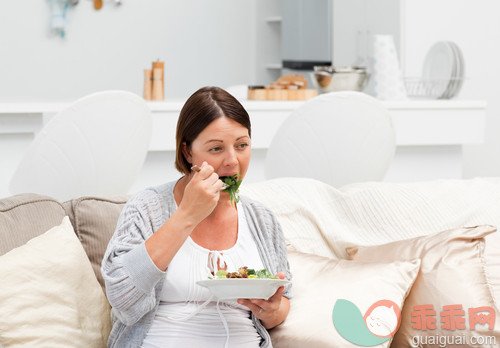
[237,272,290,329]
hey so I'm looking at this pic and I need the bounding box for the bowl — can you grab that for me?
[311,66,368,93]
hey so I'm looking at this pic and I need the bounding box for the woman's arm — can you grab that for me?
[145,162,222,270]
[238,197,293,329]
[238,285,290,329]
[102,192,197,325]
[102,164,222,324]
[101,192,167,325]
[144,208,197,270]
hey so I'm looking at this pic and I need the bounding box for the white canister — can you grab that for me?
[370,35,408,101]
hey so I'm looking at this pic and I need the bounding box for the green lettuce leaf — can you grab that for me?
[220,174,242,206]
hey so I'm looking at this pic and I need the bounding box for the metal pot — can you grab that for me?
[311,66,368,93]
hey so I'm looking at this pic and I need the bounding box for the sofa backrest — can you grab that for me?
[242,176,500,258]
[0,194,66,255]
[0,192,129,290]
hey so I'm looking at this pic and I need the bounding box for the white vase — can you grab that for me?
[370,35,408,101]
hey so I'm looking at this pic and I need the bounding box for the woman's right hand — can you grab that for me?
[178,161,223,225]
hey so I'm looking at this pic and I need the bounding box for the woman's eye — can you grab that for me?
[209,146,223,152]
[236,143,249,149]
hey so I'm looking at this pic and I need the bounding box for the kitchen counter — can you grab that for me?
[0,98,487,198]
[151,99,486,149]
[1,99,486,147]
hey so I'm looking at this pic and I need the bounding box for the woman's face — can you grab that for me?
[183,116,251,180]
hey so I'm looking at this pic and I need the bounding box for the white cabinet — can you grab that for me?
[254,0,402,87]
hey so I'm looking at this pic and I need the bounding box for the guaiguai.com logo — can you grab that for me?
[332,299,402,346]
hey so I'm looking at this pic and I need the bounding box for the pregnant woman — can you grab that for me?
[102,86,292,348]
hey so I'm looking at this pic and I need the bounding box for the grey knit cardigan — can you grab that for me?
[101,180,292,348]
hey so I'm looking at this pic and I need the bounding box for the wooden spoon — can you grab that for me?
[94,0,103,10]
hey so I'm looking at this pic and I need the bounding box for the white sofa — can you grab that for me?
[1,177,499,347]
[242,177,500,347]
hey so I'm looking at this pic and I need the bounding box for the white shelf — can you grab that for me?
[265,16,282,23]
[265,63,282,70]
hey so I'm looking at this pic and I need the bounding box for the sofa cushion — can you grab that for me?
[348,225,500,347]
[243,177,500,305]
[485,229,500,310]
[242,177,500,258]
[0,193,66,255]
[0,216,111,347]
[241,178,341,259]
[270,249,420,348]
[63,195,129,289]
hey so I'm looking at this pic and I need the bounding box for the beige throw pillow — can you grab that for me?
[348,225,500,347]
[63,196,128,289]
[270,250,420,348]
[0,216,111,347]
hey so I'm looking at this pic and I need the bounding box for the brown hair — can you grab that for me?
[175,86,251,175]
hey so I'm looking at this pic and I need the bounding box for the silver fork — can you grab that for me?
[191,165,229,190]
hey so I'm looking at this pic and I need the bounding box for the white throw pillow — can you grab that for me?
[0,216,111,347]
[270,249,420,348]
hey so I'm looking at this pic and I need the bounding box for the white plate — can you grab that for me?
[422,42,456,98]
[449,42,465,97]
[197,278,290,300]
[442,42,459,99]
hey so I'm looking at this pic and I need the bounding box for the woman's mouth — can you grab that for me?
[219,173,238,179]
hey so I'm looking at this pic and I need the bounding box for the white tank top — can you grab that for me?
[141,203,265,348]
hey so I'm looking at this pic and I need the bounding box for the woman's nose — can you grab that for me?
[223,149,238,167]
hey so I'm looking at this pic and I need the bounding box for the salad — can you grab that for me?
[220,174,242,206]
[212,266,279,279]
[190,166,242,207]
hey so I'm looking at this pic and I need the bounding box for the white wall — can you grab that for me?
[333,0,500,180]
[400,0,500,179]
[0,0,257,99]
[333,0,401,67]
[2,0,500,194]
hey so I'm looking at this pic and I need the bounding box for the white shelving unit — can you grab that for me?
[265,63,283,70]
[254,0,282,84]
[265,15,283,72]
[265,16,282,23]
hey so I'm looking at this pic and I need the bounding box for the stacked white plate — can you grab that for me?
[421,41,465,99]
